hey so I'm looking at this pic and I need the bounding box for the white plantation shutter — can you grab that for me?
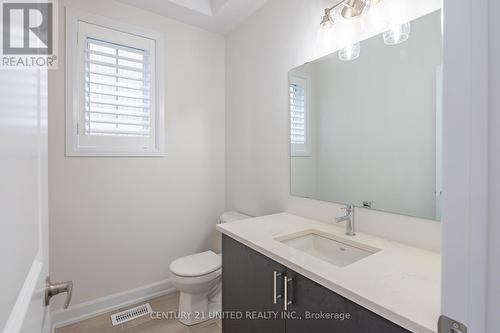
[290,83,306,145]
[289,75,310,156]
[66,16,164,157]
[84,38,151,137]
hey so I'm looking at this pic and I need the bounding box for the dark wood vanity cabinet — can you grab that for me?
[222,235,286,333]
[222,235,411,333]
[284,269,411,333]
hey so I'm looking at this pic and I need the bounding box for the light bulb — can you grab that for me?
[338,42,360,61]
[383,22,411,45]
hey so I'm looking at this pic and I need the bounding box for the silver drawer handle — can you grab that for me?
[273,271,282,304]
[283,276,292,311]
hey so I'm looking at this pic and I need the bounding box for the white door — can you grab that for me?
[0,66,51,333]
[441,0,489,332]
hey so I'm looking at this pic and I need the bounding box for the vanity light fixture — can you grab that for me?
[338,42,361,61]
[383,22,411,45]
[320,0,382,28]
[320,8,334,29]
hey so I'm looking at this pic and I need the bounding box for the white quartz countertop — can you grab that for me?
[216,213,441,333]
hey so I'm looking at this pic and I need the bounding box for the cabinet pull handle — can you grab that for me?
[273,271,282,304]
[283,276,293,311]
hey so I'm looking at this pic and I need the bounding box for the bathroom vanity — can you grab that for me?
[217,214,440,333]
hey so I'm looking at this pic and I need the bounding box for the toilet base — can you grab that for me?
[178,281,221,326]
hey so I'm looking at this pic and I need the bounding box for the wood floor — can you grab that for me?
[56,293,221,333]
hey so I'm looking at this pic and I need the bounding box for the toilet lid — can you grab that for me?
[170,251,221,277]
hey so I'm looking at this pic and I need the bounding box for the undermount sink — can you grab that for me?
[276,230,380,267]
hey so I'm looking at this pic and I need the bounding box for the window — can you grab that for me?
[289,74,311,156]
[84,38,150,137]
[66,9,164,156]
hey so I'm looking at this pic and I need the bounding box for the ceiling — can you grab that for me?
[115,0,270,34]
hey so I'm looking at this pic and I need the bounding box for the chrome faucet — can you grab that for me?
[335,204,355,236]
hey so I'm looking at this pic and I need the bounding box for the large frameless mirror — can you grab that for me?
[289,10,442,221]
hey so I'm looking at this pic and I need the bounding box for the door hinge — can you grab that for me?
[438,315,467,333]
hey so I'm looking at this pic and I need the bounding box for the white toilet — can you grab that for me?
[169,211,250,326]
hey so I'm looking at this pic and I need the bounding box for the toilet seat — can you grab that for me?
[169,251,221,277]
[170,268,221,291]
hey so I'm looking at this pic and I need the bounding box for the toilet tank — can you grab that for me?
[213,211,251,253]
[219,211,251,224]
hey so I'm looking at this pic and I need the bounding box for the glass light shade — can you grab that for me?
[383,22,411,45]
[317,22,336,51]
[320,19,334,30]
[338,42,361,61]
[361,0,388,32]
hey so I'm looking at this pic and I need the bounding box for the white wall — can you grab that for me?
[291,157,317,198]
[487,0,500,330]
[308,11,441,220]
[226,0,442,252]
[49,0,225,309]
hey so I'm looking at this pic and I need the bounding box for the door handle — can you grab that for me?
[45,277,73,309]
[273,271,282,304]
[283,276,293,311]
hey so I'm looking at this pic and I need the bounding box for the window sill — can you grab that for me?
[65,148,165,157]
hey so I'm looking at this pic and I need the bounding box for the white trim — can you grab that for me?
[51,279,175,332]
[441,0,489,331]
[65,7,165,157]
[435,65,443,221]
[2,259,43,333]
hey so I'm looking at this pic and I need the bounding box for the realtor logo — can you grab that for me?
[3,2,52,54]
[1,0,57,67]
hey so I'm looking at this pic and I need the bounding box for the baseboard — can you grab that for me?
[51,279,176,332]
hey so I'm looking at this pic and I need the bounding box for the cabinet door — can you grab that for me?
[285,269,411,333]
[222,235,286,333]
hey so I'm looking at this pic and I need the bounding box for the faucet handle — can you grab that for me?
[363,201,375,208]
[341,204,354,212]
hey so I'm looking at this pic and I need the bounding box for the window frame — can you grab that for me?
[66,8,165,157]
[289,71,312,157]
